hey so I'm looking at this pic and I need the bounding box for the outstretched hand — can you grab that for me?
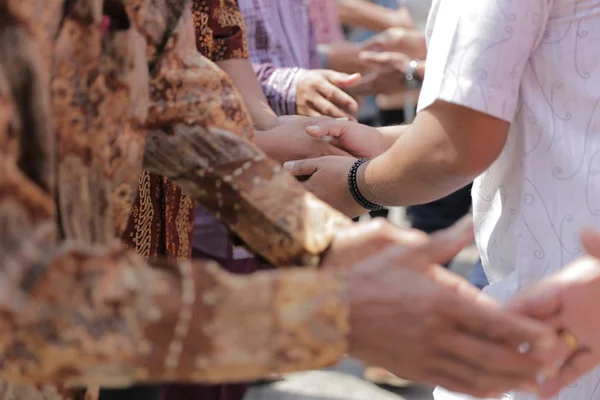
[346,218,565,397]
[507,229,600,398]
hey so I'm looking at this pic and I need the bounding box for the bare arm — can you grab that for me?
[338,0,414,31]
[359,100,509,206]
[144,9,351,267]
[217,59,280,131]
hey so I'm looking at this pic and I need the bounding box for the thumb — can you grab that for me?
[360,51,409,71]
[581,228,600,259]
[283,159,321,177]
[425,215,474,265]
[505,279,563,321]
[306,119,353,139]
[323,71,362,88]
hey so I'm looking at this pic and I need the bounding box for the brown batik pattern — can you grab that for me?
[0,0,353,398]
[123,0,250,267]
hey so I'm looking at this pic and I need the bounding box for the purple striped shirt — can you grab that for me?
[238,0,320,115]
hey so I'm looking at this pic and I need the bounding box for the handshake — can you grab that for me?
[327,217,600,399]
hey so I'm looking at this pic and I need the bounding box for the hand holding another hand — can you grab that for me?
[254,117,352,164]
[344,218,565,397]
[508,229,600,398]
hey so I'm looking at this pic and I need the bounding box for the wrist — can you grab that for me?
[348,159,384,211]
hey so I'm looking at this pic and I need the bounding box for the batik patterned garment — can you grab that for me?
[0,0,352,399]
[123,0,250,268]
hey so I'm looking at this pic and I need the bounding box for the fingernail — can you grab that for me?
[283,161,295,170]
[306,125,321,133]
[335,117,349,121]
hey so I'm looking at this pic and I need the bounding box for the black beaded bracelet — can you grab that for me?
[348,158,384,211]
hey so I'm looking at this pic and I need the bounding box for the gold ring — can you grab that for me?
[559,329,579,352]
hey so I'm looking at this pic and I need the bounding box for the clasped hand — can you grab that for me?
[328,217,576,398]
[277,118,600,397]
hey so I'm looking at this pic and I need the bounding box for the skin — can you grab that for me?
[0,0,571,396]
[216,58,352,163]
[338,0,415,31]
[507,229,600,398]
[295,69,361,119]
[362,27,427,59]
[339,218,569,398]
[284,100,509,217]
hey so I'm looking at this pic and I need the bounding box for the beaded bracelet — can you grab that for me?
[347,158,384,211]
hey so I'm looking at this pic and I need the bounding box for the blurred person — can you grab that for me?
[284,1,600,398]
[238,0,361,119]
[0,2,573,400]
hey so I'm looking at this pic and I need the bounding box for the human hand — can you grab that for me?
[362,27,427,59]
[346,51,426,97]
[284,155,365,217]
[507,229,600,398]
[321,214,473,270]
[305,119,388,158]
[296,70,361,119]
[392,6,415,29]
[347,240,564,396]
[254,117,352,164]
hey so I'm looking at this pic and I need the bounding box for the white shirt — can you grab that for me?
[417,0,600,399]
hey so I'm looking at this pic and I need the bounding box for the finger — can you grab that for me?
[316,82,359,114]
[282,158,321,177]
[314,141,352,157]
[427,354,539,396]
[438,286,559,353]
[424,215,474,265]
[359,51,410,71]
[306,120,354,139]
[581,228,600,259]
[439,332,547,378]
[310,95,353,119]
[321,71,362,88]
[303,108,325,118]
[506,280,563,321]
[539,350,598,398]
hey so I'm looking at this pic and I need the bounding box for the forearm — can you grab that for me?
[144,125,351,267]
[322,42,365,74]
[359,122,482,206]
[377,124,409,150]
[0,241,349,387]
[145,36,351,266]
[217,59,280,131]
[338,0,403,31]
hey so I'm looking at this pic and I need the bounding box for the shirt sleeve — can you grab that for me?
[252,62,306,116]
[0,4,350,387]
[417,0,550,122]
[192,0,249,61]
